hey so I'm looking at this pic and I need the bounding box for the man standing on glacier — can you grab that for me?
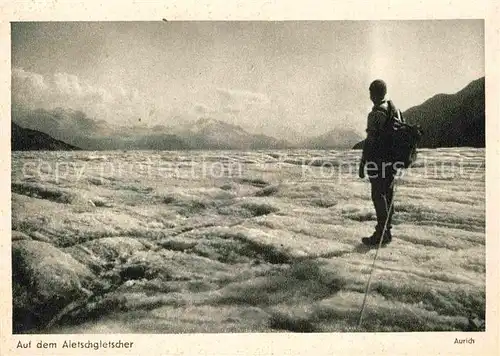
[358,79,401,247]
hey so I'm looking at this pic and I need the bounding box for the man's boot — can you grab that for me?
[362,228,391,247]
[362,230,381,246]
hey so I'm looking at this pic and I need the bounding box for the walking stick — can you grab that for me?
[357,173,400,329]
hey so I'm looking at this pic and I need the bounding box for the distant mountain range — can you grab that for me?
[169,117,289,150]
[12,106,361,151]
[11,109,293,151]
[12,76,484,151]
[300,128,363,149]
[352,77,485,149]
[11,122,80,151]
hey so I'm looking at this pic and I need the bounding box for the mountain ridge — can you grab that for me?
[11,122,81,151]
[403,77,484,148]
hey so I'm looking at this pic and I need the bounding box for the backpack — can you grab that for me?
[378,100,423,169]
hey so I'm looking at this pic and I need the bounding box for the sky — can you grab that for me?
[11,21,484,138]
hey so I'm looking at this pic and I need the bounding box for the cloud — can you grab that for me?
[187,87,303,141]
[212,87,272,119]
[215,88,270,108]
[12,68,154,126]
